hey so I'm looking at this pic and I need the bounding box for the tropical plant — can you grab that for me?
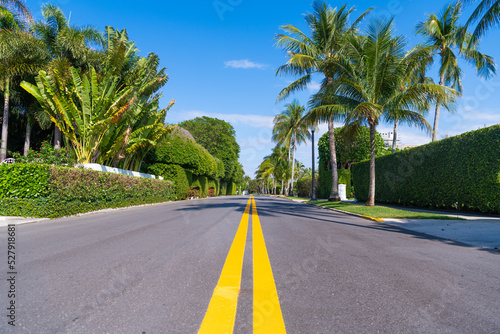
[272,99,310,196]
[21,66,137,164]
[465,0,500,39]
[416,2,496,141]
[0,27,48,161]
[312,20,458,206]
[275,1,371,201]
[179,116,240,181]
[0,0,31,21]
[31,3,104,149]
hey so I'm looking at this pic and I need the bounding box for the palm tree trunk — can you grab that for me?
[54,125,62,150]
[290,136,296,196]
[392,120,398,153]
[1,79,10,162]
[432,75,445,142]
[24,121,32,156]
[366,121,376,206]
[328,115,340,201]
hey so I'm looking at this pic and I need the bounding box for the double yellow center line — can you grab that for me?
[198,196,286,333]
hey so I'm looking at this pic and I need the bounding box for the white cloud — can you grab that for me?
[224,59,267,69]
[307,80,321,93]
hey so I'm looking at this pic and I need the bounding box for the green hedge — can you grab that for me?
[352,125,500,213]
[148,133,219,178]
[318,166,351,199]
[296,176,321,198]
[0,163,50,199]
[148,163,190,200]
[0,164,174,218]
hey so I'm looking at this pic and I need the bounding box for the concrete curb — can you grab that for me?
[266,195,386,223]
[305,202,385,222]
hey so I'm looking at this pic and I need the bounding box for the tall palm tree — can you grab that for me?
[0,17,47,161]
[272,99,310,196]
[312,20,458,206]
[31,3,103,149]
[416,2,496,141]
[274,0,371,201]
[465,0,500,39]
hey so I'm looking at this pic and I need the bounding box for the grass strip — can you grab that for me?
[308,201,465,220]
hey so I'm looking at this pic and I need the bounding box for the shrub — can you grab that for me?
[352,125,500,213]
[295,176,321,198]
[12,141,76,165]
[148,133,218,178]
[148,163,190,200]
[0,163,50,199]
[318,167,351,199]
[0,164,174,218]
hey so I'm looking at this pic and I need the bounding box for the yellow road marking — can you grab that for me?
[198,197,252,334]
[252,197,287,333]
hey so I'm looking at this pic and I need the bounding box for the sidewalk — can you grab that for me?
[291,198,500,250]
[0,216,48,227]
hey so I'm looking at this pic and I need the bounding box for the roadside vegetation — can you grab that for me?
[251,0,498,214]
[309,201,465,220]
[0,2,246,217]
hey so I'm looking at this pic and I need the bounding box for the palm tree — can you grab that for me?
[0,18,47,161]
[416,2,496,141]
[0,0,31,21]
[274,1,371,201]
[272,99,310,196]
[31,3,103,149]
[312,20,458,206]
[465,0,500,39]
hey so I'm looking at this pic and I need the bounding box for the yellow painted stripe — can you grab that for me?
[198,197,252,334]
[252,197,287,334]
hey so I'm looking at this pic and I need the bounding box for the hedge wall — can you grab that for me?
[296,176,321,198]
[318,166,352,199]
[148,133,220,178]
[148,163,190,200]
[352,125,500,213]
[0,164,174,218]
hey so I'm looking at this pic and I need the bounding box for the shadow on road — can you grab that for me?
[174,195,499,255]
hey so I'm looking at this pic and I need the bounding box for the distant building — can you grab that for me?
[380,131,400,148]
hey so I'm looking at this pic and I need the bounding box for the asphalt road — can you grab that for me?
[0,195,499,333]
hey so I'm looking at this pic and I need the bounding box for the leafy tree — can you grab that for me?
[318,127,386,170]
[275,1,371,201]
[179,116,240,181]
[416,2,495,141]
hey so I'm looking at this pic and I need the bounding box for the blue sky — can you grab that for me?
[27,0,500,176]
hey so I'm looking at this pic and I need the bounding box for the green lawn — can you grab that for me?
[308,201,464,220]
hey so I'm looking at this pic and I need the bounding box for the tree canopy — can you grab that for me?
[179,116,240,181]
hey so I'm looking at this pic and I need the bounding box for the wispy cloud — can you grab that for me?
[224,59,267,69]
[307,80,322,93]
[170,110,275,129]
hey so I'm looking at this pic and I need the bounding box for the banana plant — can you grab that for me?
[21,66,136,163]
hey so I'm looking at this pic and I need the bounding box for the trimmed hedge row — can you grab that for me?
[318,167,352,199]
[149,163,226,199]
[149,134,222,178]
[296,176,321,198]
[0,164,174,218]
[352,125,500,213]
